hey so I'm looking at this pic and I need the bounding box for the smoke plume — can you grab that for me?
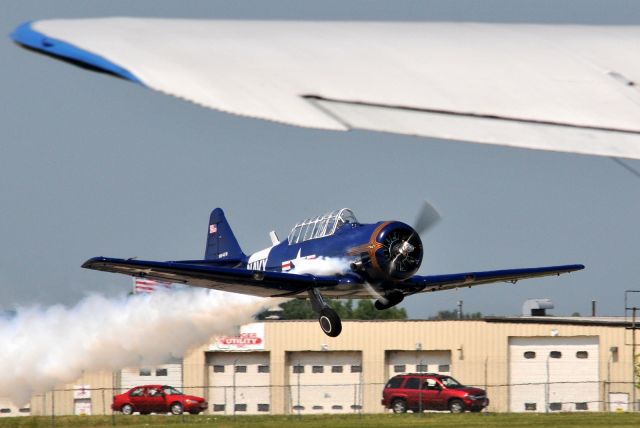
[0,288,271,405]
[289,256,352,276]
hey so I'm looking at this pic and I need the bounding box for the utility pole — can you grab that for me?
[457,300,463,320]
[625,291,639,411]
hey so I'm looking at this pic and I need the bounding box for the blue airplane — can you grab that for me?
[82,206,584,337]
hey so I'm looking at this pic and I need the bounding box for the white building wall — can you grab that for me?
[206,351,270,415]
[286,351,362,414]
[509,336,599,412]
[120,364,182,392]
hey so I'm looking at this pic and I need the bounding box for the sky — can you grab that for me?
[1,0,640,318]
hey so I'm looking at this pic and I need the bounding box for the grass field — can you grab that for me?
[1,413,640,428]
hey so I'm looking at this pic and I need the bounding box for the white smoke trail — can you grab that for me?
[0,288,272,405]
[289,256,352,276]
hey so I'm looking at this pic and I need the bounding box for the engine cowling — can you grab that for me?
[351,221,423,282]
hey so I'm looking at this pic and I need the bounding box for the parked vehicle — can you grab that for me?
[381,373,489,413]
[112,385,207,415]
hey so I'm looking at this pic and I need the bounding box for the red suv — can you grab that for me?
[382,373,488,413]
[112,385,207,415]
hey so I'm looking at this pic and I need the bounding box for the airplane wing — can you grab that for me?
[406,264,584,294]
[11,19,640,160]
[84,256,583,299]
[82,257,340,297]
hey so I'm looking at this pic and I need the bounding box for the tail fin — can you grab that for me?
[205,208,245,261]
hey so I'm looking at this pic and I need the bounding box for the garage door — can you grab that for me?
[509,336,599,412]
[121,363,182,392]
[386,351,451,378]
[207,351,270,415]
[286,351,362,414]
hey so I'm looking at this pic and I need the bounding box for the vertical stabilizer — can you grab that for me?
[205,208,245,261]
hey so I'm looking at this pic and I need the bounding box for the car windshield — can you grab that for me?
[162,386,183,395]
[439,376,464,388]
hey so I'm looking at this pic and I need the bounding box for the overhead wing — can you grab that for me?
[406,264,584,294]
[82,256,339,298]
[11,19,640,159]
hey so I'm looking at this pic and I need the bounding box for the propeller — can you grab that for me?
[413,200,441,235]
[386,201,441,276]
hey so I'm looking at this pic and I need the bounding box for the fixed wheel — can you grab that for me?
[391,398,407,414]
[318,307,342,337]
[121,404,134,415]
[170,402,184,415]
[449,399,465,413]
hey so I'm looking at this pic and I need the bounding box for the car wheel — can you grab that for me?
[170,402,184,415]
[121,404,134,415]
[391,398,407,414]
[449,399,465,413]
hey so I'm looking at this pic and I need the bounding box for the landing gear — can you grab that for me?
[319,307,342,337]
[308,289,343,337]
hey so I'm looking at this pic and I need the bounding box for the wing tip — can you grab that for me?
[10,20,144,85]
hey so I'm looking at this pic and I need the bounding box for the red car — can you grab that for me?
[381,373,489,413]
[112,385,207,415]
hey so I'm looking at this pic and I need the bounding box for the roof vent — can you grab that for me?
[522,299,554,316]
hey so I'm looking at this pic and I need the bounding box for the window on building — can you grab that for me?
[258,365,270,373]
[438,364,450,372]
[350,404,363,410]
[576,351,589,359]
[312,405,324,410]
[386,377,403,389]
[393,364,406,373]
[257,403,269,412]
[576,402,588,410]
[524,351,536,359]
[292,405,305,411]
[416,364,428,372]
[18,408,30,413]
[332,365,343,373]
[405,378,421,389]
[234,404,247,412]
[525,403,537,411]
[312,365,324,373]
[235,365,247,373]
[550,351,562,359]
[155,368,168,376]
[0,409,11,414]
[293,365,304,374]
[212,404,225,412]
[139,368,151,376]
[549,402,562,411]
[351,365,362,373]
[213,365,225,373]
[332,405,343,410]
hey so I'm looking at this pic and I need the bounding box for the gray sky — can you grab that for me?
[2,0,640,318]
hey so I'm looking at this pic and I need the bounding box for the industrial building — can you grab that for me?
[5,316,638,417]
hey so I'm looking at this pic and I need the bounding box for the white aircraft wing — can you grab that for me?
[11,19,640,159]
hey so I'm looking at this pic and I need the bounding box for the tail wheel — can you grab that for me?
[121,404,134,415]
[318,308,342,337]
[391,398,407,413]
[170,402,184,415]
[449,399,465,413]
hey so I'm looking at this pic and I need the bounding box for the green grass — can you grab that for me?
[1,413,640,428]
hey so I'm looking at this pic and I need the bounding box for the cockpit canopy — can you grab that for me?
[287,208,358,245]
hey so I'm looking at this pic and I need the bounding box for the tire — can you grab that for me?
[449,399,465,414]
[318,307,342,337]
[391,398,407,414]
[170,402,184,415]
[121,404,134,415]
